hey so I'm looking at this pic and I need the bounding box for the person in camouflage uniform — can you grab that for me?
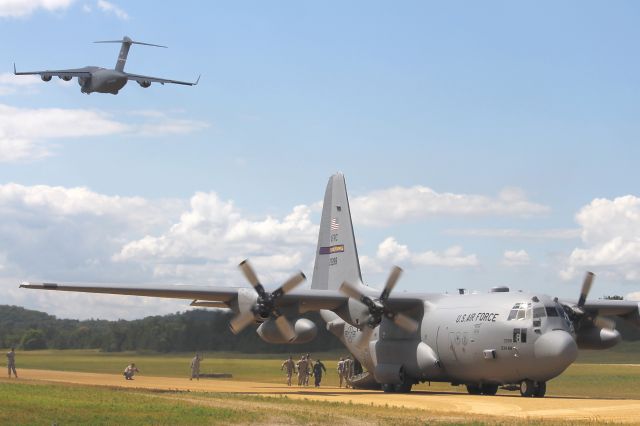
[281,355,296,386]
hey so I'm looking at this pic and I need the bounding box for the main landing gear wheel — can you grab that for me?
[480,384,499,395]
[520,379,535,397]
[382,382,413,393]
[466,384,482,395]
[533,381,546,397]
[382,383,396,393]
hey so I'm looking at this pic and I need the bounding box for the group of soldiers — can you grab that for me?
[281,354,355,388]
[281,354,327,387]
[337,356,355,388]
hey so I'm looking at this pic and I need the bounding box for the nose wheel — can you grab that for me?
[520,379,546,397]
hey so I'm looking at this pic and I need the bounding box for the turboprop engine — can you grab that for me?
[41,74,52,82]
[257,318,318,344]
[228,260,307,343]
[60,75,72,81]
[576,326,621,349]
[138,80,151,88]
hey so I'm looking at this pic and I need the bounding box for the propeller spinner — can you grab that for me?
[340,266,419,348]
[229,260,306,342]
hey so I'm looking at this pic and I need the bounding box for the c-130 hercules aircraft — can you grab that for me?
[21,173,640,397]
[14,36,199,94]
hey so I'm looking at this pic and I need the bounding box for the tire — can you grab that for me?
[533,381,546,398]
[466,384,482,395]
[396,382,413,393]
[382,383,396,393]
[520,379,535,397]
[480,384,499,396]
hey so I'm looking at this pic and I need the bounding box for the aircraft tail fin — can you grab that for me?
[311,173,363,290]
[94,36,167,72]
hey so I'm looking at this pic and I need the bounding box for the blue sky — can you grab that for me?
[0,1,639,319]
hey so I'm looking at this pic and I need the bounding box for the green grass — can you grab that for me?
[0,380,504,425]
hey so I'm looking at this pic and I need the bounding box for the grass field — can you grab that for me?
[5,345,640,398]
[1,380,492,426]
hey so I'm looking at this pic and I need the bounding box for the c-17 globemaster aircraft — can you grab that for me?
[21,173,640,397]
[14,36,199,94]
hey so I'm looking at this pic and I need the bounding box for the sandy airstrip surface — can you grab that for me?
[16,369,640,423]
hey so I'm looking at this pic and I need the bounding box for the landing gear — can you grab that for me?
[382,381,413,393]
[480,384,499,395]
[467,384,498,395]
[533,381,546,397]
[466,384,482,395]
[520,380,546,397]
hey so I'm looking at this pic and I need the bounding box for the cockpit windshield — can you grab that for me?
[507,302,532,321]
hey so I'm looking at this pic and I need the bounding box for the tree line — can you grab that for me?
[0,305,343,353]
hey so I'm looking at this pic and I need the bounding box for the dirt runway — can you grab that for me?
[17,369,640,423]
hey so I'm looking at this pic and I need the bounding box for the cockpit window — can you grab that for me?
[545,306,559,317]
[507,302,531,321]
[533,307,546,318]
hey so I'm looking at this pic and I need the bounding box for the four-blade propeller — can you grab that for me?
[229,260,306,342]
[566,271,615,330]
[340,266,419,347]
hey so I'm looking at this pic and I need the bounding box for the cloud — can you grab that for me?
[561,195,640,281]
[0,0,74,18]
[96,0,127,20]
[0,73,42,96]
[375,237,479,268]
[114,192,318,284]
[445,228,580,240]
[0,103,208,163]
[626,292,640,302]
[502,249,531,266]
[351,185,549,226]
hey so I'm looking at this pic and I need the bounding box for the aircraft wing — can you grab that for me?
[124,72,200,86]
[19,281,349,312]
[19,280,426,315]
[13,64,92,78]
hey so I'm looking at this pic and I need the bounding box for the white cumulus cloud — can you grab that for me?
[0,103,208,163]
[502,249,531,266]
[561,195,640,281]
[375,237,479,268]
[96,0,127,20]
[351,185,549,226]
[0,0,74,18]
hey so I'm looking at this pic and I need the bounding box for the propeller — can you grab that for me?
[565,271,616,331]
[340,266,419,347]
[229,259,306,342]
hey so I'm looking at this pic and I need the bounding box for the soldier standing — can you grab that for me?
[6,347,17,378]
[303,353,312,386]
[281,356,296,386]
[190,353,202,381]
[344,356,354,388]
[312,359,326,387]
[337,357,345,388]
[296,355,308,386]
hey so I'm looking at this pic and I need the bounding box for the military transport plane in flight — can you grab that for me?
[14,36,199,94]
[21,173,640,397]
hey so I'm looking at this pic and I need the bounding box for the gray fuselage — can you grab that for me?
[333,290,577,387]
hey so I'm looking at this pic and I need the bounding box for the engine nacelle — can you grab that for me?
[576,327,621,349]
[138,80,151,88]
[41,74,52,82]
[60,75,72,82]
[256,318,317,344]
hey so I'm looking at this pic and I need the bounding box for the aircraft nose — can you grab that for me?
[532,330,578,381]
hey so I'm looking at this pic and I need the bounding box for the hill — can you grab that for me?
[0,305,342,353]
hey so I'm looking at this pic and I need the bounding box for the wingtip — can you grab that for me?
[194,74,201,85]
[13,62,16,74]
